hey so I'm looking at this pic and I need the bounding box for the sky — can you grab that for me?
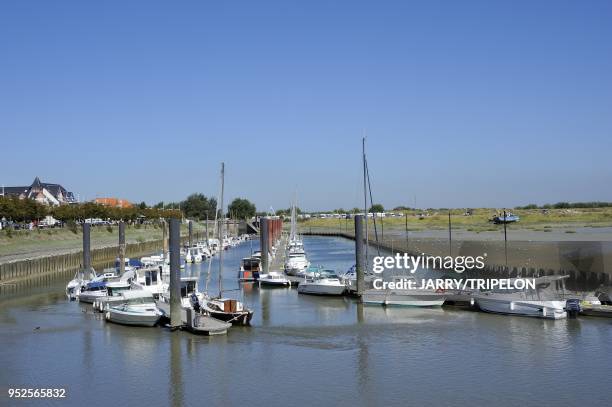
[1,1,611,212]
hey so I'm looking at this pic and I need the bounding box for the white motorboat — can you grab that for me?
[131,266,168,297]
[362,277,446,307]
[258,271,291,287]
[105,303,162,327]
[297,269,346,296]
[185,247,203,263]
[284,250,310,276]
[474,275,569,319]
[94,290,157,312]
[79,280,131,304]
[196,242,211,258]
[141,252,168,266]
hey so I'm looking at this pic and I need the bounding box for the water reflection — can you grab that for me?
[1,236,612,407]
[169,333,183,407]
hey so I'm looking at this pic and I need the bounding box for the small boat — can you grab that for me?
[200,295,254,325]
[297,269,346,296]
[258,271,291,287]
[579,304,612,318]
[78,281,109,303]
[284,250,310,276]
[79,280,133,304]
[185,247,203,263]
[131,266,167,298]
[66,274,86,300]
[105,303,162,327]
[196,242,211,258]
[184,308,232,335]
[474,275,568,319]
[492,213,520,224]
[362,277,446,307]
[66,267,98,300]
[94,290,158,312]
[238,256,261,281]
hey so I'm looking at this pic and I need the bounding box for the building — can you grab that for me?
[94,197,133,208]
[1,177,76,206]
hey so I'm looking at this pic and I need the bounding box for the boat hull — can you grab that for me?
[78,291,107,304]
[476,297,566,319]
[362,290,445,307]
[206,310,253,326]
[297,283,345,296]
[105,309,160,327]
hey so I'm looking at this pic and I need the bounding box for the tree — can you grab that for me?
[228,198,256,220]
[369,204,385,213]
[138,201,147,210]
[181,193,217,220]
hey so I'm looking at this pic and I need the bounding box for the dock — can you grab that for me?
[262,232,301,286]
[580,304,612,318]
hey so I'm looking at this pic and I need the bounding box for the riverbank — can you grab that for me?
[0,222,207,264]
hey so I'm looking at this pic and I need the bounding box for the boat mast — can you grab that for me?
[218,162,225,298]
[362,136,369,267]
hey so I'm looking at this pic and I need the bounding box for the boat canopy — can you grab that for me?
[86,281,107,289]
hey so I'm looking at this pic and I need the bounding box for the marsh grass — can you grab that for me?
[302,207,612,232]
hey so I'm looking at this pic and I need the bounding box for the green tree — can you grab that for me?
[369,204,385,213]
[181,193,217,220]
[228,198,256,219]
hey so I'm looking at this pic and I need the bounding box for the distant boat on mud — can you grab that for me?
[491,213,520,224]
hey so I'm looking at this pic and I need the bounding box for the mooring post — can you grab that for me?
[503,209,508,271]
[188,220,193,248]
[169,218,182,328]
[119,221,126,275]
[82,223,92,279]
[448,211,452,257]
[260,217,269,275]
[162,219,168,260]
[355,214,366,296]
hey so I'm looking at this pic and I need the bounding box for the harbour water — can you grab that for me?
[1,236,611,406]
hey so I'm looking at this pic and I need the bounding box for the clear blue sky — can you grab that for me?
[1,1,611,211]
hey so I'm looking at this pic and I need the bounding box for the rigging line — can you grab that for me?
[365,157,381,257]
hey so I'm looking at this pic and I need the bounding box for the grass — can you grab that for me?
[300,207,612,232]
[0,222,207,261]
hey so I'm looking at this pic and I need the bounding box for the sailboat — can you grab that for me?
[357,137,444,306]
[200,163,254,326]
[66,265,97,300]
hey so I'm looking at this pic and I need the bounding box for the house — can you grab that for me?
[1,177,76,206]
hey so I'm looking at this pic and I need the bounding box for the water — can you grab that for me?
[1,236,611,406]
